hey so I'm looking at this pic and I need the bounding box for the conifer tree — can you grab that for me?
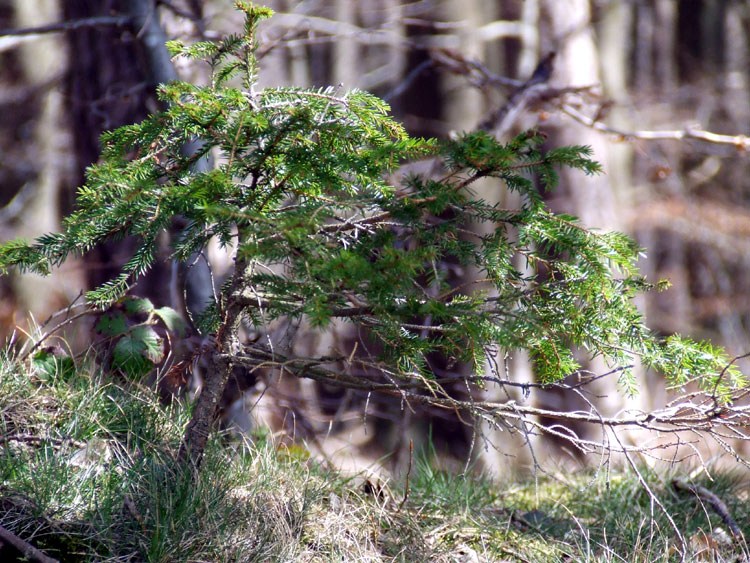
[0,3,742,468]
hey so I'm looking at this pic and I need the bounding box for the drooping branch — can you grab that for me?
[221,341,750,463]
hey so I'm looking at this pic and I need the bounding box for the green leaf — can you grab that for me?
[32,347,76,381]
[123,297,154,315]
[155,306,188,337]
[112,326,164,377]
[95,311,129,337]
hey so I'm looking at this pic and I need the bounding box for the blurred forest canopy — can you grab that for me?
[1,0,750,475]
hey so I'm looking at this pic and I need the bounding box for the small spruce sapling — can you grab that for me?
[0,2,743,468]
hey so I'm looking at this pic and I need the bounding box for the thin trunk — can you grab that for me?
[655,0,678,91]
[179,253,249,467]
[517,0,540,78]
[635,2,654,93]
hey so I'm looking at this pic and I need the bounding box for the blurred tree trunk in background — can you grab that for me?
[3,0,83,326]
[63,1,178,310]
[63,1,149,193]
[540,0,644,455]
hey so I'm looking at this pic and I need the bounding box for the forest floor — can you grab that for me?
[1,350,749,562]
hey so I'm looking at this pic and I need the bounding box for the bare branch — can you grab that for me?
[428,47,750,152]
[477,51,556,136]
[221,341,750,464]
[0,16,130,37]
[560,103,750,151]
[157,0,205,35]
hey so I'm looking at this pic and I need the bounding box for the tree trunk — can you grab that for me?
[10,0,84,319]
[178,254,248,468]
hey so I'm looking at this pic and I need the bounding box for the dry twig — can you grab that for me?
[560,104,750,152]
[672,479,745,543]
[222,340,750,471]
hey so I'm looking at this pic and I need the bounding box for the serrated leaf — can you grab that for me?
[154,306,187,337]
[123,296,154,315]
[95,311,129,336]
[112,326,164,377]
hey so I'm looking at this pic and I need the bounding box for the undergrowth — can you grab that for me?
[1,350,748,562]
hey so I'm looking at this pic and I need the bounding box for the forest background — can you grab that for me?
[1,0,750,475]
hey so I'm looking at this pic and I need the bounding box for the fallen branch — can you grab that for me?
[0,525,59,563]
[672,479,744,541]
[0,433,86,450]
